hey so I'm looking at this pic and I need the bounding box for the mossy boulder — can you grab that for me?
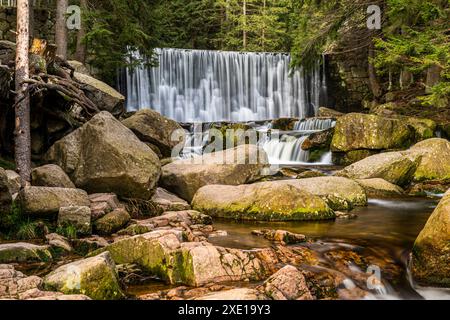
[332,150,379,166]
[280,177,368,210]
[45,112,161,200]
[411,190,450,287]
[19,186,90,216]
[355,178,404,198]
[32,164,75,188]
[406,138,450,182]
[404,117,437,141]
[0,242,52,263]
[93,208,131,235]
[121,109,185,157]
[44,252,124,300]
[336,151,420,186]
[331,113,414,152]
[0,168,12,214]
[192,181,334,221]
[161,144,269,202]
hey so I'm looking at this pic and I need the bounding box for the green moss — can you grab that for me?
[0,157,16,170]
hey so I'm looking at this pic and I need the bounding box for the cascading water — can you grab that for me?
[120,48,327,122]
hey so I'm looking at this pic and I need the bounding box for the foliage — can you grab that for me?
[56,224,78,240]
[0,202,48,240]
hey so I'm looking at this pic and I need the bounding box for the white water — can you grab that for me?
[121,48,326,122]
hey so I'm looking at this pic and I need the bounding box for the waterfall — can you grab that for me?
[121,48,326,122]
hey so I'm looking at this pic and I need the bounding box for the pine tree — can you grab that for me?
[55,0,68,59]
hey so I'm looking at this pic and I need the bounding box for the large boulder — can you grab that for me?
[279,177,367,210]
[161,144,269,202]
[45,112,161,199]
[73,72,125,116]
[192,181,334,221]
[44,252,124,300]
[122,109,185,157]
[406,138,450,182]
[100,230,271,286]
[151,188,191,212]
[0,243,52,263]
[19,187,90,216]
[336,151,420,186]
[31,164,75,188]
[58,206,92,236]
[331,113,414,152]
[411,189,450,287]
[355,178,404,198]
[260,265,313,300]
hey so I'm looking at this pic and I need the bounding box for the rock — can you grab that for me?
[195,288,266,300]
[44,252,124,300]
[192,181,334,221]
[145,210,212,228]
[71,236,109,256]
[332,150,379,166]
[331,113,414,152]
[0,168,12,214]
[404,117,437,141]
[260,265,313,300]
[161,144,269,201]
[252,230,306,244]
[0,243,52,263]
[280,177,367,210]
[31,164,75,188]
[46,233,72,254]
[89,193,122,220]
[67,60,90,75]
[302,128,334,151]
[355,178,404,198]
[4,169,20,195]
[73,72,125,116]
[94,208,131,235]
[336,151,420,186]
[406,138,450,182]
[151,188,191,212]
[122,109,185,157]
[318,107,343,118]
[296,170,326,179]
[101,230,271,286]
[411,190,450,287]
[335,211,358,219]
[58,206,92,236]
[19,187,90,216]
[45,111,161,200]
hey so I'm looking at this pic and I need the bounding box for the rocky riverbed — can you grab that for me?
[1,99,450,300]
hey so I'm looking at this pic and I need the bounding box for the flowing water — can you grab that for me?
[119,48,327,122]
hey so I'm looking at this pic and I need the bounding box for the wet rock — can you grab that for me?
[302,128,334,151]
[151,188,191,212]
[195,288,266,300]
[280,177,367,210]
[355,178,404,198]
[58,206,92,236]
[192,181,334,221]
[46,233,72,254]
[318,107,343,118]
[94,208,131,236]
[73,72,125,116]
[45,112,161,200]
[44,252,124,300]
[161,144,269,201]
[406,138,450,182]
[260,265,313,300]
[0,242,52,263]
[252,230,306,245]
[122,109,185,157]
[19,187,90,216]
[335,211,358,219]
[331,113,414,153]
[411,189,450,287]
[31,164,75,188]
[336,151,420,186]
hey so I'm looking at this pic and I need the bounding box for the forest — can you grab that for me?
[0,0,449,303]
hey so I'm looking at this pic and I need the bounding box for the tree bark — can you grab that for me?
[75,0,87,63]
[55,0,68,59]
[368,39,382,99]
[15,0,31,186]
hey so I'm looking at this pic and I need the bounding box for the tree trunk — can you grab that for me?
[15,0,31,186]
[243,0,247,50]
[29,0,35,38]
[55,0,68,59]
[75,0,87,63]
[426,64,442,94]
